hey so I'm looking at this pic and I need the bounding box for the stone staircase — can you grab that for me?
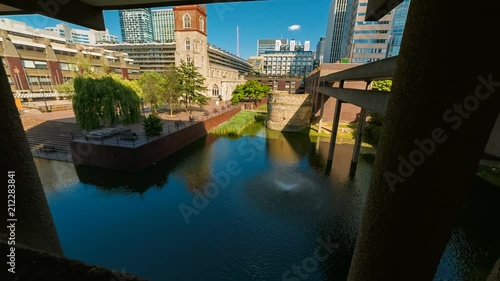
[24,120,81,154]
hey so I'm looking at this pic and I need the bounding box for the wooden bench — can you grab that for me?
[120,132,138,140]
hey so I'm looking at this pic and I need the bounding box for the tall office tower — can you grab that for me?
[304,41,311,51]
[257,39,288,55]
[324,0,355,63]
[119,8,154,43]
[152,9,175,43]
[315,37,326,63]
[387,0,410,57]
[346,0,393,63]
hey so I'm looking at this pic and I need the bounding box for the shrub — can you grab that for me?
[143,114,163,136]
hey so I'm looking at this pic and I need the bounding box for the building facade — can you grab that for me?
[45,23,118,45]
[0,21,139,100]
[246,75,304,94]
[387,0,410,57]
[119,8,154,43]
[257,39,288,55]
[99,43,176,72]
[324,0,355,63]
[315,37,326,64]
[173,5,250,101]
[260,40,315,77]
[152,9,176,43]
[103,5,251,101]
[346,0,393,63]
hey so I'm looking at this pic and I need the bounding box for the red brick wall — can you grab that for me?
[47,61,63,85]
[4,57,29,90]
[71,107,241,171]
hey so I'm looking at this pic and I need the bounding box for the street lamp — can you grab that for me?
[42,88,49,112]
[141,97,145,118]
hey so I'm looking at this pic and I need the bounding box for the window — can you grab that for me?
[185,38,191,50]
[199,17,204,32]
[33,61,47,69]
[212,85,219,97]
[183,14,191,29]
[60,63,70,71]
[22,60,35,69]
[186,55,191,63]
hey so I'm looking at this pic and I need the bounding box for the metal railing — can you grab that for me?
[32,149,73,163]
[70,104,239,148]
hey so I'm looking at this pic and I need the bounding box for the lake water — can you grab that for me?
[36,123,500,280]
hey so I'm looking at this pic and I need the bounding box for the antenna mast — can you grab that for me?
[236,25,240,57]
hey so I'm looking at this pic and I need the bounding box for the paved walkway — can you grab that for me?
[21,101,236,161]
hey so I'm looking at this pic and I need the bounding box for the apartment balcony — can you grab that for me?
[18,49,47,60]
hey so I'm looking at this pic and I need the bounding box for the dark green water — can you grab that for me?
[36,123,500,281]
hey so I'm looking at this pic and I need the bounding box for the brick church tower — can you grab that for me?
[173,5,208,78]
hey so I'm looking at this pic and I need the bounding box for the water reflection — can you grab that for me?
[35,121,500,281]
[35,158,79,194]
[246,167,334,219]
[74,136,217,195]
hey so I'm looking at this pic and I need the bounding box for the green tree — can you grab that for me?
[138,72,164,114]
[231,80,270,105]
[143,114,163,136]
[162,66,182,116]
[372,80,392,92]
[72,76,141,130]
[176,60,208,114]
[54,79,74,96]
[363,80,391,146]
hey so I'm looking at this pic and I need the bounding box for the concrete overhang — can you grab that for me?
[0,0,262,30]
[366,0,404,21]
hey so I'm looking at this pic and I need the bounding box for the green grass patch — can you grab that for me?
[210,111,263,136]
[476,165,500,187]
[256,104,268,111]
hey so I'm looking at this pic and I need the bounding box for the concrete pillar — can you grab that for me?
[349,81,371,178]
[327,98,343,162]
[0,65,63,255]
[349,108,367,178]
[318,94,326,134]
[348,0,499,280]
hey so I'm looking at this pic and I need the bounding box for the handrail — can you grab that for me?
[319,56,398,82]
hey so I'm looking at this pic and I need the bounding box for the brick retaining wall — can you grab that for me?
[71,107,242,172]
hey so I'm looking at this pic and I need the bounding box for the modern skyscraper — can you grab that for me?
[345,0,393,63]
[315,37,326,63]
[119,8,154,43]
[387,0,410,57]
[257,39,288,55]
[152,9,175,43]
[324,0,354,63]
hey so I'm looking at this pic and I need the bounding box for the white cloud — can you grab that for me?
[288,25,301,31]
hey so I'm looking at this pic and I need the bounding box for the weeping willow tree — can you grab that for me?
[73,76,141,130]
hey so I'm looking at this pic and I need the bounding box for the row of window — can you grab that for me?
[354,30,388,34]
[22,60,47,69]
[14,44,45,53]
[353,39,388,44]
[357,21,390,25]
[353,48,387,54]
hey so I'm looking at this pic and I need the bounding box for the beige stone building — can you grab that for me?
[173,4,250,101]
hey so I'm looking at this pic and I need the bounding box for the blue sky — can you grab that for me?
[3,0,331,59]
